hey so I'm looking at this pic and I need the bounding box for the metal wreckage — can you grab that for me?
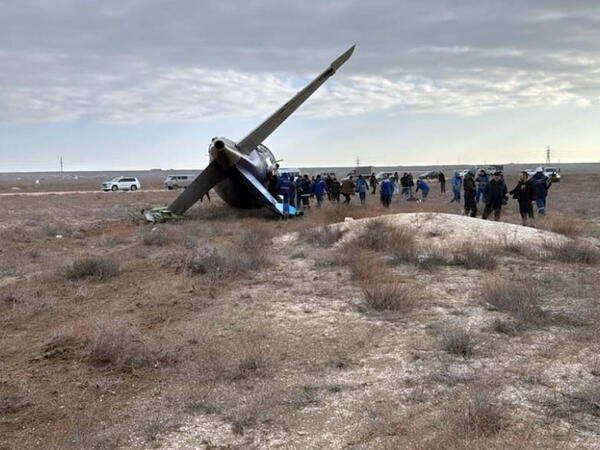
[144,45,355,223]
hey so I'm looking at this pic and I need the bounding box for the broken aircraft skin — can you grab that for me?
[160,45,355,220]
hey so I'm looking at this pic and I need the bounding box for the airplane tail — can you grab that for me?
[235,45,355,155]
[168,160,225,214]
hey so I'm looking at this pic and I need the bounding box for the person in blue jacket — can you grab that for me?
[380,174,393,208]
[451,172,462,203]
[355,174,368,205]
[531,167,552,215]
[415,178,430,201]
[475,169,489,204]
[312,174,327,207]
[277,172,291,218]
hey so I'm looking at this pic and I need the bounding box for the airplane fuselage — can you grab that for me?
[209,137,278,209]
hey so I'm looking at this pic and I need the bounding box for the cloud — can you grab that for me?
[1,0,599,123]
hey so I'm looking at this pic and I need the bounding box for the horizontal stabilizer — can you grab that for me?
[236,45,355,155]
[168,160,225,214]
[235,166,296,217]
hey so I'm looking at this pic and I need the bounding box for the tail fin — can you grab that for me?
[236,45,355,155]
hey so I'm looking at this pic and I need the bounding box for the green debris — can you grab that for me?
[142,207,184,223]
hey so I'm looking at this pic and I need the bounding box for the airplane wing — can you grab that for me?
[168,160,226,214]
[236,45,355,155]
[235,166,296,217]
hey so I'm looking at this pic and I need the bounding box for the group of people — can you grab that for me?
[274,167,553,223]
[450,167,552,224]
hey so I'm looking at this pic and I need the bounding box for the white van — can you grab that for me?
[164,174,194,189]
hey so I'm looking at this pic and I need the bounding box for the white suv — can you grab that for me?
[101,177,141,192]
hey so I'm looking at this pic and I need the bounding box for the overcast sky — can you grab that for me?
[1,0,599,171]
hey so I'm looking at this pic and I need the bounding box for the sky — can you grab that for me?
[1,0,599,172]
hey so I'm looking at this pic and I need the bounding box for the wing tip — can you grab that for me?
[330,44,356,71]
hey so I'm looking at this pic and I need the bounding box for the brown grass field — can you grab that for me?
[1,172,599,449]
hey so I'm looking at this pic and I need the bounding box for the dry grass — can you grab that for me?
[362,283,417,312]
[482,278,545,325]
[544,240,600,265]
[65,256,120,281]
[440,329,474,358]
[0,383,29,415]
[451,244,498,270]
[44,319,170,372]
[301,225,344,248]
[142,229,171,246]
[454,385,508,436]
[537,213,586,238]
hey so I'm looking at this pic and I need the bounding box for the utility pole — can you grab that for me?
[545,146,551,165]
[356,156,360,168]
[60,156,64,176]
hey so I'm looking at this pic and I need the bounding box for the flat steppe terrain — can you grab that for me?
[1,172,599,449]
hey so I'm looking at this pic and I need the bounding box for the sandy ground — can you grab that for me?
[1,174,599,449]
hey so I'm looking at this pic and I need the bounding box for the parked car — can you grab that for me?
[418,170,441,180]
[375,171,394,181]
[164,174,194,189]
[526,167,561,182]
[101,177,141,191]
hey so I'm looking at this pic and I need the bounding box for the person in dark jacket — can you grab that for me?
[463,169,477,217]
[380,174,393,207]
[400,173,411,199]
[531,167,552,215]
[330,177,341,202]
[482,171,506,221]
[325,175,333,201]
[370,173,378,194]
[300,174,312,209]
[313,175,327,207]
[438,171,446,193]
[510,171,536,225]
[288,176,296,208]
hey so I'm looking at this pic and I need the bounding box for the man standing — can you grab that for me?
[331,177,341,203]
[313,175,327,207]
[531,167,552,215]
[301,174,312,209]
[289,176,296,208]
[400,173,411,199]
[438,171,446,193]
[380,174,393,207]
[482,171,506,221]
[393,172,400,194]
[416,178,430,201]
[341,176,355,204]
[475,169,489,204]
[510,171,536,225]
[356,174,368,205]
[370,173,378,194]
[451,172,462,203]
[463,169,477,217]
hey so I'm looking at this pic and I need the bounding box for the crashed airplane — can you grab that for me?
[163,45,355,218]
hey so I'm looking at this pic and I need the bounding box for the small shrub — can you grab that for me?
[302,226,344,248]
[483,279,545,325]
[538,215,585,238]
[142,230,170,247]
[357,221,388,252]
[85,320,167,371]
[451,245,497,270]
[0,384,29,414]
[65,257,120,281]
[362,283,416,312]
[545,241,599,265]
[568,384,600,417]
[455,386,508,435]
[440,329,474,358]
[188,246,250,275]
[490,318,518,335]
